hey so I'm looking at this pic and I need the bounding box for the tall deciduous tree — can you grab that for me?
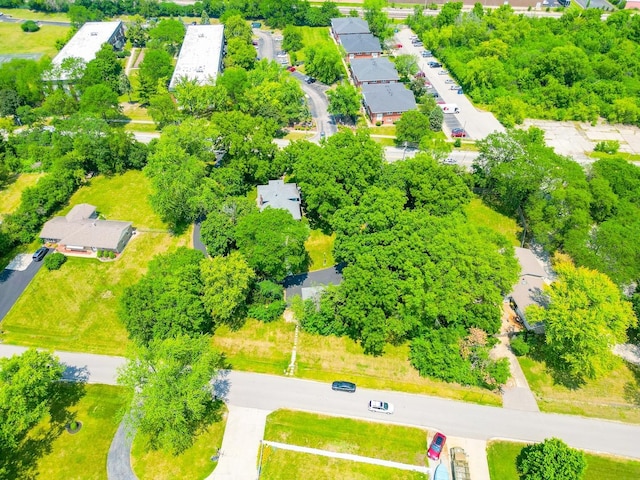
[79,84,120,119]
[147,18,186,55]
[137,49,173,104]
[118,335,224,454]
[527,255,637,383]
[304,45,344,84]
[517,438,587,480]
[395,110,430,146]
[327,82,361,123]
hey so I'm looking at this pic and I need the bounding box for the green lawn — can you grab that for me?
[260,448,428,480]
[305,229,335,271]
[0,173,44,217]
[369,125,397,136]
[294,26,337,64]
[589,151,640,162]
[1,171,191,355]
[8,384,131,480]
[487,441,640,480]
[465,197,521,247]
[518,356,640,423]
[372,136,396,147]
[264,410,428,466]
[0,22,70,58]
[1,8,71,22]
[131,405,228,480]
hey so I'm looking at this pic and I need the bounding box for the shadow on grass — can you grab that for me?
[525,333,586,390]
[0,381,86,479]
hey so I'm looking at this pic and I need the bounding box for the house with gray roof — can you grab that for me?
[508,247,549,333]
[330,17,370,41]
[257,180,302,220]
[40,204,133,254]
[339,33,382,62]
[350,57,399,86]
[361,83,417,124]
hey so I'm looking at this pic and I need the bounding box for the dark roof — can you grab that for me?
[350,57,399,83]
[330,17,370,35]
[340,34,382,55]
[362,83,417,114]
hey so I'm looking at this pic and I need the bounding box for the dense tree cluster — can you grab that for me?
[408,5,640,126]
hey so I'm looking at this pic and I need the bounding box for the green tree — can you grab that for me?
[0,349,64,458]
[201,10,210,25]
[137,49,173,104]
[126,16,149,47]
[148,88,181,128]
[119,72,133,102]
[224,37,257,70]
[395,110,430,146]
[79,43,123,93]
[364,0,391,42]
[147,18,186,55]
[282,25,303,52]
[118,335,224,454]
[516,438,587,480]
[527,255,637,383]
[436,1,463,27]
[224,14,253,43]
[235,208,309,281]
[393,54,419,80]
[200,196,257,256]
[201,252,255,328]
[21,20,40,32]
[79,84,120,119]
[326,82,361,123]
[428,105,444,131]
[304,45,344,84]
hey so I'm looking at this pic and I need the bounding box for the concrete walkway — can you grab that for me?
[208,406,269,480]
[261,441,430,474]
[107,419,137,480]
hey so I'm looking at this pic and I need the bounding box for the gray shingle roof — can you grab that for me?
[514,247,547,278]
[340,34,382,55]
[331,17,370,35]
[362,83,417,114]
[257,180,302,220]
[65,203,96,222]
[350,57,399,83]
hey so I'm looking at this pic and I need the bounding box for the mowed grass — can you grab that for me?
[131,405,228,480]
[11,384,131,480]
[465,197,521,247]
[487,441,640,480]
[0,173,44,217]
[294,26,337,64]
[260,448,428,480]
[305,229,335,271]
[1,8,71,22]
[59,170,166,230]
[264,410,428,466]
[0,22,70,57]
[518,356,640,423]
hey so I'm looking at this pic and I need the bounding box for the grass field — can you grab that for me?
[368,125,397,136]
[131,405,228,480]
[1,8,70,22]
[487,440,640,480]
[589,151,640,162]
[259,448,429,480]
[294,26,337,64]
[372,136,396,147]
[305,229,335,271]
[0,173,44,217]
[211,318,500,406]
[465,197,522,247]
[0,22,70,58]
[1,172,190,355]
[264,410,428,466]
[8,384,131,480]
[518,356,640,423]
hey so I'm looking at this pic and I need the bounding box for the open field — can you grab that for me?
[519,356,640,424]
[0,173,44,217]
[0,22,69,58]
[1,8,70,22]
[212,318,501,406]
[131,405,228,480]
[465,197,521,247]
[7,384,131,480]
[1,171,190,355]
[259,448,428,480]
[264,410,428,466]
[305,229,335,271]
[294,26,335,63]
[487,440,640,480]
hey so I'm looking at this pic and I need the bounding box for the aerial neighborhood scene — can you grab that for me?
[2,0,640,478]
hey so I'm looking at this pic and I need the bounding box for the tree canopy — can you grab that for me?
[517,438,587,480]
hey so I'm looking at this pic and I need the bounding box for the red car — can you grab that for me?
[427,432,447,461]
[287,66,296,72]
[451,128,467,138]
[395,43,403,48]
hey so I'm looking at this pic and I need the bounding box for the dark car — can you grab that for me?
[304,76,316,84]
[451,128,467,138]
[428,61,442,68]
[32,247,48,262]
[332,381,356,392]
[427,432,447,461]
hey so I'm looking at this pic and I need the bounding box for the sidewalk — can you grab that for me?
[208,406,269,480]
[261,441,430,474]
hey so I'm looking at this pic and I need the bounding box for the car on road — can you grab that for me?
[332,381,356,392]
[368,400,394,414]
[304,76,316,84]
[412,41,423,47]
[394,43,403,48]
[451,128,467,138]
[444,79,455,84]
[252,40,259,46]
[287,66,296,72]
[32,247,48,262]
[427,61,442,68]
[427,432,447,460]
[450,84,461,90]
[421,50,433,57]
[438,70,449,75]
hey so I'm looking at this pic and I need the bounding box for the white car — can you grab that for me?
[368,400,394,414]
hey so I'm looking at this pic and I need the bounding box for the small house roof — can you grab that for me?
[350,57,399,83]
[340,34,382,55]
[362,83,417,114]
[330,17,370,35]
[65,203,97,222]
[256,180,302,220]
[514,247,547,278]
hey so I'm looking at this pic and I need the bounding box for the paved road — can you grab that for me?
[0,251,47,321]
[3,345,638,460]
[283,263,344,300]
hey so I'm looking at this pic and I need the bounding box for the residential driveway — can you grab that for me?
[192,219,207,256]
[293,73,337,142]
[283,263,344,300]
[0,252,47,321]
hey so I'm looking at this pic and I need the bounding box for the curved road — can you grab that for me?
[1,344,639,461]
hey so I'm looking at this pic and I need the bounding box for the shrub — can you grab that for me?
[44,252,67,270]
[517,438,586,480]
[510,335,530,356]
[248,300,286,322]
[97,250,103,258]
[108,251,115,259]
[594,140,620,154]
[375,121,382,126]
[453,138,462,148]
[21,21,40,32]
